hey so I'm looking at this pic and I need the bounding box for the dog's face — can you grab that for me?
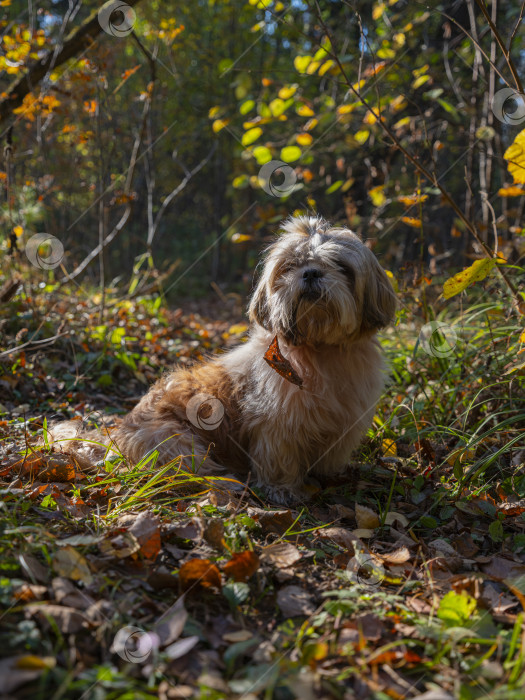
[249,216,397,345]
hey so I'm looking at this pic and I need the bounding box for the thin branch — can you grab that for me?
[147,144,217,247]
[474,0,523,93]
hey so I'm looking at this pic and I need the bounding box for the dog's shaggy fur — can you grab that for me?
[53,216,396,502]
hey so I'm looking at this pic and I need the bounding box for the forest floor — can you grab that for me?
[1,274,525,700]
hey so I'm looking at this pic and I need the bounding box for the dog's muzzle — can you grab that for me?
[300,268,323,300]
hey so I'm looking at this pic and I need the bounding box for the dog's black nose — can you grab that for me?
[302,268,323,282]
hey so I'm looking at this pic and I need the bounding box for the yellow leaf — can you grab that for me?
[269,98,286,117]
[208,106,221,119]
[306,60,321,75]
[231,233,252,243]
[519,329,525,343]
[503,129,525,184]
[354,130,370,144]
[368,185,386,207]
[393,32,406,47]
[398,194,428,207]
[364,109,380,125]
[443,258,497,299]
[296,133,313,146]
[498,185,524,197]
[294,55,312,74]
[280,145,301,162]
[337,103,358,116]
[390,95,407,112]
[212,118,229,133]
[297,105,314,117]
[242,127,262,146]
[13,225,23,237]
[401,216,421,228]
[278,85,297,99]
[318,59,335,76]
[412,74,431,89]
[393,116,411,129]
[304,118,318,131]
[372,3,386,20]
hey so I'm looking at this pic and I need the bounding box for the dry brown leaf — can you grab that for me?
[128,511,161,560]
[257,509,295,535]
[318,527,360,552]
[223,630,253,643]
[27,604,88,634]
[355,504,380,529]
[223,551,260,582]
[384,511,410,528]
[99,532,141,559]
[375,546,411,565]
[179,558,222,592]
[277,585,315,617]
[260,542,302,568]
[52,546,93,585]
[154,596,188,646]
[52,577,94,609]
[204,519,225,550]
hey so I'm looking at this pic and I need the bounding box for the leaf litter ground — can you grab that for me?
[1,284,525,699]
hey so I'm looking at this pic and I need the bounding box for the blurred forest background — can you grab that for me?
[1,0,524,301]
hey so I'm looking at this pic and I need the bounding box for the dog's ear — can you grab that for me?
[360,259,397,333]
[248,278,271,329]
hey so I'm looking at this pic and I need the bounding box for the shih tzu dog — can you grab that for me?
[54,216,396,503]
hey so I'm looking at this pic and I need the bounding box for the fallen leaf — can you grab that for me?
[53,546,93,585]
[384,511,409,528]
[223,551,260,582]
[99,532,141,559]
[154,596,188,646]
[375,546,411,565]
[27,604,88,633]
[179,558,222,592]
[277,585,315,617]
[257,509,294,535]
[52,577,94,609]
[164,635,200,660]
[355,504,380,529]
[128,511,161,560]
[204,519,225,550]
[260,542,302,567]
[317,527,359,552]
[223,630,253,643]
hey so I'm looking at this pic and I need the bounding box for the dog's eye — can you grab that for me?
[337,263,356,289]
